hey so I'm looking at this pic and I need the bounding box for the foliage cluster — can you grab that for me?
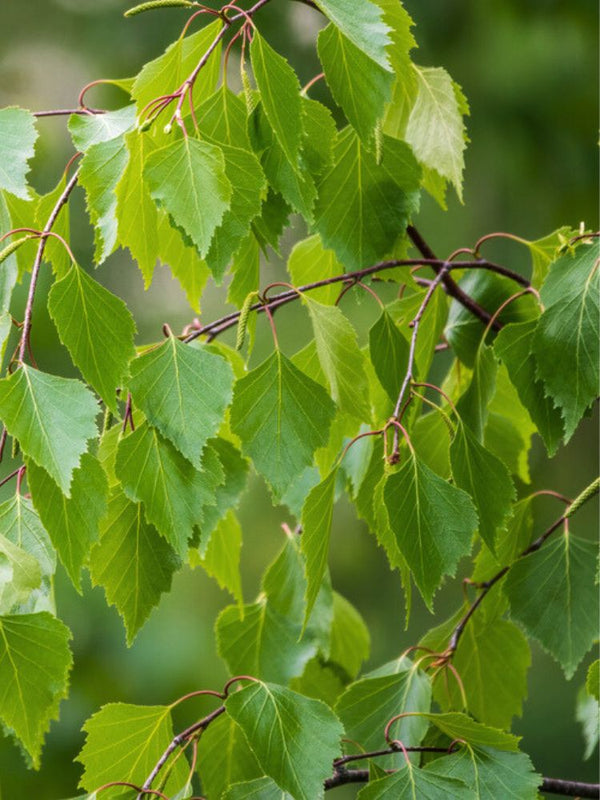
[0,0,597,797]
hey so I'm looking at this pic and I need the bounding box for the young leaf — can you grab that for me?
[48,263,136,413]
[287,234,343,305]
[225,681,343,800]
[494,320,564,456]
[450,423,515,554]
[305,297,371,420]
[314,129,421,270]
[335,657,431,759]
[356,761,469,799]
[128,336,233,468]
[89,489,180,644]
[504,533,599,678]
[369,309,410,403]
[0,365,98,496]
[68,105,136,152]
[196,714,262,800]
[576,686,600,760]
[144,138,232,257]
[405,67,468,201]
[0,494,55,580]
[0,534,41,614]
[0,107,38,199]
[250,32,303,168]
[318,23,393,146]
[587,660,600,702]
[197,84,251,149]
[77,703,188,794]
[78,134,129,264]
[532,243,599,440]
[427,746,541,800]
[27,453,108,592]
[312,0,392,69]
[301,468,338,626]
[115,423,223,557]
[229,351,335,499]
[384,453,478,607]
[115,130,160,287]
[0,612,72,768]
[0,192,19,312]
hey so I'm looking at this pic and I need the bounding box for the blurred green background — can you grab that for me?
[0,0,598,796]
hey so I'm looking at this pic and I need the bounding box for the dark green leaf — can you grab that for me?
[369,309,410,403]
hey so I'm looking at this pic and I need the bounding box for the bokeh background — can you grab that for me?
[0,0,598,797]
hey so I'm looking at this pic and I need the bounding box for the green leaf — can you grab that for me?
[48,263,136,413]
[456,345,497,442]
[197,84,251,149]
[0,494,55,580]
[287,234,343,305]
[445,271,538,368]
[314,129,421,270]
[301,98,337,178]
[79,134,129,264]
[525,225,579,288]
[450,423,515,554]
[157,210,210,310]
[196,713,262,800]
[472,497,533,583]
[335,657,431,760]
[532,243,599,440]
[312,0,392,69]
[197,437,249,543]
[0,365,98,496]
[77,703,188,795]
[357,762,469,799]
[115,423,223,557]
[27,453,108,592]
[0,534,41,614]
[229,351,335,499]
[427,746,541,800]
[587,660,599,702]
[419,712,520,751]
[36,175,72,279]
[145,137,232,257]
[494,320,564,456]
[216,535,332,684]
[329,591,370,680]
[411,411,452,479]
[228,234,260,308]
[132,20,222,113]
[0,612,72,768]
[301,468,338,626]
[224,777,292,800]
[369,309,410,403]
[576,686,599,760]
[0,107,38,199]
[504,533,599,678]
[250,32,303,168]
[225,681,343,800]
[128,336,233,467]
[89,489,180,645]
[384,453,478,607]
[405,67,468,201]
[318,23,393,145]
[205,142,267,281]
[305,297,371,420]
[0,192,19,312]
[115,130,160,287]
[195,510,243,607]
[68,105,136,152]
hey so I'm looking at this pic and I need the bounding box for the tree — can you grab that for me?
[0,0,597,797]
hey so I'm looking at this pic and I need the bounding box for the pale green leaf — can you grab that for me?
[312,0,392,69]
[318,23,393,145]
[157,210,210,311]
[145,137,232,257]
[0,534,41,614]
[504,533,599,678]
[0,494,55,579]
[89,489,180,645]
[79,134,129,263]
[250,31,303,168]
[68,105,136,152]
[357,762,469,799]
[197,84,250,149]
[532,243,599,440]
[0,612,71,768]
[196,509,243,607]
[287,234,343,305]
[196,713,262,800]
[77,703,188,795]
[229,350,335,499]
[587,660,600,702]
[450,423,515,554]
[128,336,233,467]
[0,365,98,496]
[384,452,478,607]
[115,423,223,557]
[224,777,292,799]
[27,453,108,591]
[48,263,136,413]
[305,296,371,420]
[525,226,580,288]
[301,468,337,626]
[36,176,72,278]
[228,233,260,308]
[225,681,343,800]
[0,107,38,199]
[576,686,599,760]
[0,192,19,311]
[314,129,421,270]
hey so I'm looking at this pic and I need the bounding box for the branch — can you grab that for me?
[18,169,79,362]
